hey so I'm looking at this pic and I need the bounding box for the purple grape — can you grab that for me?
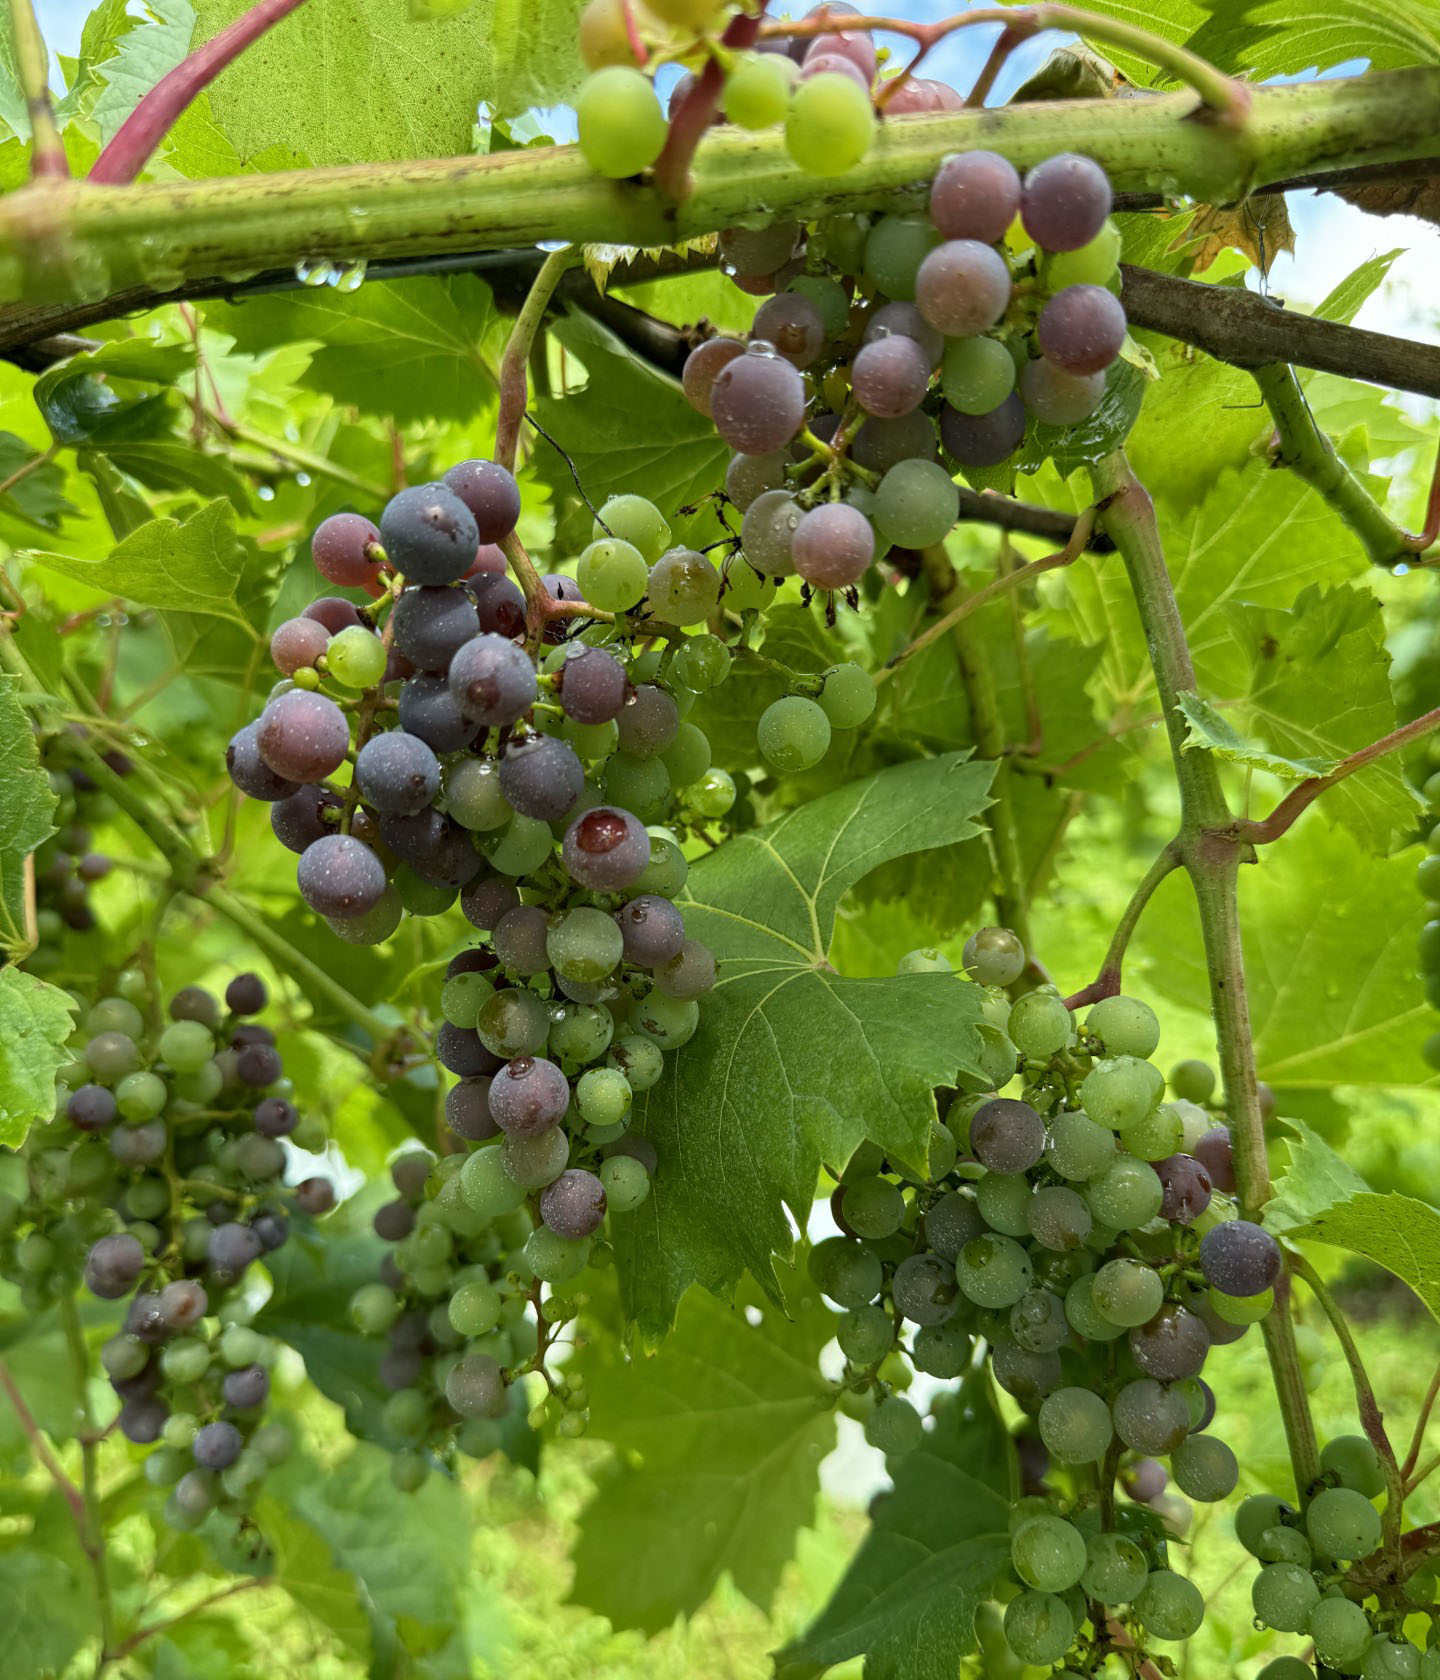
[616,895,687,967]
[381,1347,423,1391]
[374,1199,415,1241]
[296,834,387,917]
[271,784,342,854]
[436,1022,504,1078]
[255,691,350,783]
[235,1043,283,1088]
[1021,153,1113,252]
[448,633,538,727]
[446,1077,500,1141]
[968,1098,1046,1174]
[929,149,1021,244]
[1156,1154,1214,1224]
[270,616,330,676]
[1020,357,1106,425]
[914,240,1012,337]
[379,483,479,586]
[460,872,522,931]
[193,1419,243,1469]
[492,905,551,974]
[850,333,931,419]
[1194,1127,1235,1194]
[884,76,962,113]
[390,585,480,672]
[488,1055,571,1137]
[208,1221,262,1277]
[792,502,875,589]
[253,1097,298,1137]
[710,348,807,454]
[467,572,527,639]
[718,221,800,277]
[226,722,301,802]
[752,292,826,369]
[1129,1304,1211,1380]
[84,1232,144,1299]
[397,673,482,754]
[442,458,521,542]
[68,1083,117,1131]
[615,685,679,757]
[119,1397,168,1444]
[355,730,441,816]
[557,645,628,724]
[296,1177,336,1215]
[682,338,746,418]
[406,819,482,890]
[562,806,651,890]
[1037,284,1127,375]
[655,938,716,999]
[110,1120,166,1166]
[499,734,585,821]
[863,300,943,367]
[940,394,1025,467]
[1199,1220,1282,1298]
[227,973,266,1016]
[447,947,498,978]
[799,50,869,90]
[222,1363,269,1409]
[852,411,939,472]
[304,596,365,634]
[312,512,381,589]
[540,1168,607,1238]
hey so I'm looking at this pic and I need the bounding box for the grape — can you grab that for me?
[1007,991,1072,1059]
[448,633,538,725]
[1111,1378,1190,1454]
[69,1083,117,1131]
[682,338,746,417]
[1170,1058,1216,1103]
[495,734,582,823]
[236,1040,282,1086]
[1076,1531,1146,1604]
[296,833,386,917]
[929,149,1021,243]
[1135,1570,1203,1641]
[863,300,944,367]
[255,690,350,784]
[719,220,800,279]
[576,65,666,177]
[1021,154,1113,252]
[865,1394,923,1457]
[837,1303,893,1365]
[956,1233,1032,1307]
[324,624,386,691]
[915,241,1012,337]
[615,685,679,758]
[1199,1219,1282,1297]
[806,666,875,734]
[939,335,1015,417]
[711,347,807,455]
[757,696,831,772]
[379,483,479,586]
[1010,1287,1070,1353]
[556,645,628,725]
[921,1190,983,1262]
[548,905,624,983]
[1192,1126,1235,1195]
[501,1124,570,1188]
[1237,1492,1298,1556]
[488,1056,570,1138]
[447,1077,500,1142]
[539,1167,607,1239]
[1002,1591,1074,1665]
[390,586,479,673]
[442,458,520,542]
[872,457,960,551]
[976,1171,1031,1237]
[222,1362,269,1410]
[1031,1387,1109,1464]
[852,411,938,473]
[312,511,382,589]
[892,1252,959,1324]
[270,783,342,855]
[445,1352,507,1418]
[1156,1153,1213,1223]
[1020,357,1106,426]
[647,548,721,625]
[742,488,803,575]
[968,1097,1045,1173]
[304,596,365,635]
[468,571,526,637]
[1048,219,1122,288]
[839,1174,902,1240]
[85,1232,144,1298]
[391,674,473,754]
[1038,284,1128,375]
[850,334,931,419]
[1132,1304,1211,1381]
[724,450,787,512]
[1308,1597,1373,1669]
[809,1236,883,1308]
[1092,1258,1164,1328]
[1012,1515,1086,1593]
[863,215,942,301]
[791,502,875,590]
[784,70,875,175]
[1171,1433,1238,1501]
[752,292,827,371]
[226,721,301,802]
[612,895,685,968]
[271,615,329,675]
[1308,1485,1383,1559]
[1321,1434,1387,1498]
[84,1031,141,1082]
[352,730,438,817]
[1027,1184,1091,1251]
[576,537,648,612]
[940,394,1025,467]
[597,1152,648,1213]
[1040,1110,1111,1182]
[1253,1561,1321,1631]
[1085,1157,1163,1229]
[229,974,267,1017]
[661,722,710,789]
[884,76,961,112]
[1086,994,1159,1058]
[725,51,795,128]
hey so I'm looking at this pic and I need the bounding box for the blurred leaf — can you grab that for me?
[255,1497,373,1661]
[0,1517,102,1679]
[0,969,78,1147]
[0,435,74,532]
[0,675,56,958]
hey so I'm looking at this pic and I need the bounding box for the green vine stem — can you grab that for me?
[1064,841,1181,1009]
[2,70,1438,344]
[1089,449,1321,1498]
[8,0,67,181]
[494,244,577,473]
[1255,363,1438,568]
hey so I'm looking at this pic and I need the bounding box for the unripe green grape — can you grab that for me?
[578,535,649,610]
[88,997,145,1038]
[864,1394,923,1456]
[145,1445,189,1487]
[1118,1101,1183,1161]
[1321,1434,1387,1498]
[1307,1595,1372,1668]
[649,550,720,626]
[962,926,1025,987]
[1063,1273,1125,1341]
[219,1325,269,1367]
[1046,219,1122,287]
[446,757,511,830]
[460,1147,526,1217]
[1171,1434,1238,1502]
[393,866,456,917]
[441,971,494,1029]
[161,1338,212,1383]
[599,1152,650,1212]
[1307,1485,1383,1560]
[722,560,776,613]
[911,1321,969,1377]
[1236,1493,1298,1556]
[634,830,687,898]
[350,1282,401,1334]
[897,947,951,975]
[1081,1530,1147,1601]
[477,988,549,1058]
[817,663,876,729]
[1007,991,1072,1059]
[873,458,960,549]
[661,721,712,788]
[1252,1561,1320,1631]
[547,907,623,984]
[602,751,670,818]
[758,696,831,772]
[1169,1058,1216,1103]
[576,1066,632,1128]
[808,1236,883,1309]
[487,811,554,877]
[956,1232,1032,1307]
[1092,1257,1164,1326]
[630,989,699,1049]
[383,1387,431,1441]
[172,1060,223,1104]
[327,625,387,689]
[785,72,877,177]
[1209,1284,1274,1325]
[1258,1525,1312,1566]
[1011,1515,1086,1591]
[1085,1156,1163,1229]
[863,214,941,302]
[1080,1055,1157,1129]
[158,1019,214,1073]
[594,494,670,562]
[841,1175,904,1240]
[1038,1386,1112,1463]
[673,634,730,692]
[973,1023,1019,1089]
[549,1003,614,1065]
[941,334,1015,415]
[1087,994,1161,1059]
[724,51,794,129]
[975,1172,1032,1237]
[524,1225,591,1283]
[1045,1110,1116,1181]
[608,1033,664,1091]
[1363,1638,1423,1679]
[690,767,736,819]
[1135,1570,1204,1640]
[1002,1590,1074,1665]
[837,1302,892,1365]
[576,67,668,179]
[502,1126,569,1190]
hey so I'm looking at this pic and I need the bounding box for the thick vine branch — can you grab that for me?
[1,71,1437,348]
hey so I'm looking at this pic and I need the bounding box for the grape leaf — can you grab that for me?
[1186,0,1440,80]
[1268,1121,1440,1321]
[0,674,56,959]
[569,1264,837,1632]
[776,1375,1014,1680]
[254,1497,373,1662]
[19,498,249,620]
[193,0,586,166]
[0,1530,102,1680]
[1316,251,1405,324]
[533,310,732,555]
[85,0,194,145]
[0,433,75,533]
[0,969,78,1148]
[614,753,995,1337]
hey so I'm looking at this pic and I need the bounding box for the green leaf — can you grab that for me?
[0,675,56,958]
[255,1497,373,1662]
[0,968,79,1148]
[0,434,74,533]
[34,341,192,449]
[87,0,194,146]
[1187,0,1440,80]
[1268,1121,1440,1322]
[0,1527,102,1679]
[207,276,498,426]
[614,754,995,1337]
[777,1375,1013,1680]
[533,310,732,555]
[192,0,586,166]
[570,1264,837,1632]
[1179,691,1331,778]
[20,498,249,619]
[1316,251,1405,324]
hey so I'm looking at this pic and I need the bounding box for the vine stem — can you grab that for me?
[8,0,67,179]
[1404,1359,1440,1481]
[0,1353,85,1521]
[103,1577,270,1662]
[1289,1249,1405,1557]
[58,1293,117,1667]
[1063,840,1181,1009]
[1090,449,1320,1499]
[1239,703,1440,844]
[652,5,765,200]
[494,244,578,473]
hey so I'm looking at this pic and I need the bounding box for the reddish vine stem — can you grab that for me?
[493,244,577,474]
[0,1354,85,1522]
[103,1577,271,1663]
[90,0,309,185]
[964,22,1032,109]
[1063,841,1181,1009]
[651,6,766,200]
[1404,1359,1440,1481]
[1237,703,1440,844]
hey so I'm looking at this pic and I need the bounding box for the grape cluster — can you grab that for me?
[575,1,954,184]
[27,733,133,960]
[808,926,1284,1670]
[679,149,1125,602]
[0,969,335,1529]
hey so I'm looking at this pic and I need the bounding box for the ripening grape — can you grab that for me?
[1021,153,1113,252]
[1037,283,1128,376]
[851,333,932,418]
[785,71,876,176]
[791,502,875,589]
[741,488,803,575]
[1020,357,1107,426]
[941,394,1026,466]
[914,240,1012,337]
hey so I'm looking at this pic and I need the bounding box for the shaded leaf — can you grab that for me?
[0,969,78,1148]
[0,674,56,957]
[255,1497,373,1661]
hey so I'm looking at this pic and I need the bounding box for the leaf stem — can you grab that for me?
[216,418,387,501]
[495,245,578,472]
[0,1353,85,1521]
[1404,1358,1440,1481]
[1063,840,1181,1009]
[8,0,67,179]
[103,1576,270,1662]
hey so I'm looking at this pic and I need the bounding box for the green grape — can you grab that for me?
[548,907,624,984]
[1170,1058,1216,1103]
[600,1152,650,1212]
[1011,1515,1086,1592]
[550,1004,614,1066]
[144,1445,188,1487]
[1236,1493,1299,1556]
[327,624,387,689]
[630,990,699,1048]
[817,663,876,729]
[1135,1570,1204,1640]
[1321,1434,1387,1498]
[448,1279,502,1337]
[487,812,555,876]
[873,459,959,550]
[576,1066,632,1129]
[608,1033,664,1091]
[724,50,794,129]
[1080,1530,1147,1601]
[841,1175,904,1240]
[172,1060,223,1104]
[690,768,736,819]
[593,494,671,562]
[576,67,668,179]
[116,1071,167,1121]
[383,1387,430,1441]
[1307,1486,1382,1560]
[661,721,712,788]
[1258,1525,1312,1566]
[1087,994,1161,1059]
[636,830,689,896]
[477,988,549,1058]
[896,947,951,975]
[441,971,494,1029]
[389,1451,429,1493]
[649,551,720,626]
[460,1146,527,1218]
[1092,1257,1165,1326]
[502,1127,570,1190]
[837,1302,893,1364]
[973,1022,1019,1089]
[89,997,145,1038]
[220,1325,268,1367]
[962,925,1026,987]
[788,274,850,338]
[1045,1110,1116,1181]
[446,757,512,830]
[911,1321,969,1377]
[1171,1434,1238,1502]
[785,71,877,177]
[1084,1156,1163,1229]
[808,1236,883,1308]
[1255,1658,1314,1680]
[864,1394,923,1456]
[603,751,671,818]
[524,1225,590,1283]
[1007,991,1072,1059]
[956,1233,1032,1308]
[158,1020,214,1074]
[350,1282,401,1334]
[1002,1590,1075,1666]
[941,334,1016,415]
[1252,1561,1321,1631]
[975,1172,1032,1237]
[1363,1638,1422,1679]
[1038,1385,1112,1463]
[674,635,731,692]
[1308,1595,1372,1669]
[393,865,456,916]
[161,1338,211,1383]
[1080,1055,1157,1129]
[562,717,620,761]
[1046,219,1122,288]
[1209,1284,1274,1325]
[863,214,942,302]
[1062,1273,1125,1341]
[577,536,649,611]
[757,696,831,772]
[1118,1100,1183,1161]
